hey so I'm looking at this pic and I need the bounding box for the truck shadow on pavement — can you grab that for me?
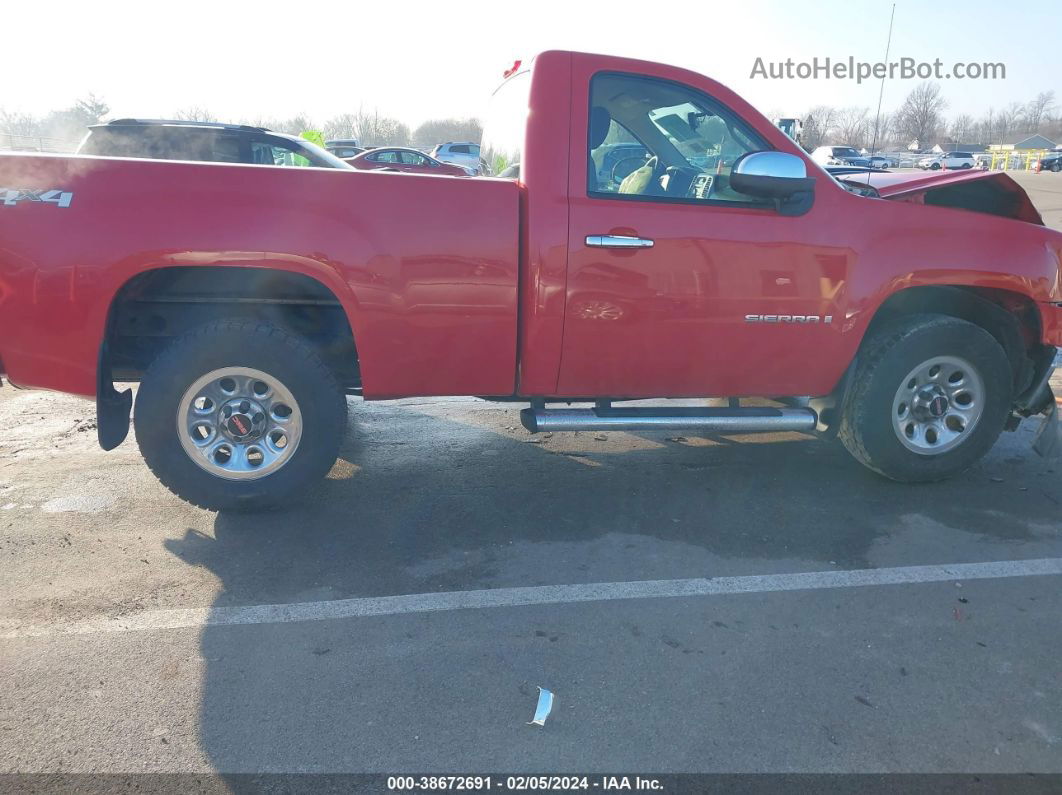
[166,401,1061,604]
[161,403,1062,773]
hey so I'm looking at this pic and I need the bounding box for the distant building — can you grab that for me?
[988,133,1058,151]
[931,142,989,154]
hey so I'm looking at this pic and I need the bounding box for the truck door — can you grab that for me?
[558,70,851,399]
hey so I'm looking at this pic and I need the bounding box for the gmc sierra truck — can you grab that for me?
[1,51,1060,511]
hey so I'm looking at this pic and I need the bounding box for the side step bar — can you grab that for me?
[520,405,818,433]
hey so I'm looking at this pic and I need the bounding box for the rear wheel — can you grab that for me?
[839,315,1012,482]
[1053,161,1061,173]
[135,320,347,511]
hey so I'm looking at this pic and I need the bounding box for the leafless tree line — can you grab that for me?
[1,94,111,144]
[1,97,481,151]
[794,86,1059,152]
[6,85,1058,155]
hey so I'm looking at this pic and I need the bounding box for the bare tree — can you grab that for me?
[868,110,894,151]
[894,82,947,149]
[973,107,996,144]
[348,107,410,146]
[323,113,359,141]
[255,114,315,135]
[948,114,974,142]
[994,102,1024,144]
[19,93,112,143]
[0,109,43,137]
[1023,91,1056,133]
[832,107,870,147]
[412,118,482,150]
[1,94,109,148]
[1044,111,1062,143]
[173,106,219,123]
[800,105,837,150]
[72,93,110,125]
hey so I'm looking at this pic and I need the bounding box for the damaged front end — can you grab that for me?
[839,169,1045,224]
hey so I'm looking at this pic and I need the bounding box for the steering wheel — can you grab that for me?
[611,155,649,185]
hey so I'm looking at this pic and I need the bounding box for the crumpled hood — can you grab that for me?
[838,169,1044,225]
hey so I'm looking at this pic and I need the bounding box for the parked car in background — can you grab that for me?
[918,152,976,170]
[867,155,893,170]
[346,147,471,176]
[77,120,353,169]
[325,139,364,158]
[1033,152,1062,172]
[810,145,871,168]
[431,142,484,173]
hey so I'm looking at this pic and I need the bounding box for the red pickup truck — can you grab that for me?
[2,51,1060,510]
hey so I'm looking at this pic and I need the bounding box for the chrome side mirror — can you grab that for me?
[730,151,816,216]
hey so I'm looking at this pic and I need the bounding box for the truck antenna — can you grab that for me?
[870,3,896,156]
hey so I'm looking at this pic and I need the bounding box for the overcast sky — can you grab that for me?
[5,0,1059,127]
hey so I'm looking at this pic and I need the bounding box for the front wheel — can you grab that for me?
[135,320,347,511]
[1052,161,1062,173]
[839,315,1012,482]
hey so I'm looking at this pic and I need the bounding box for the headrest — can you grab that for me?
[588,106,611,150]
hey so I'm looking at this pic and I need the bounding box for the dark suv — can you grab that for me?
[1036,151,1062,172]
[77,119,352,169]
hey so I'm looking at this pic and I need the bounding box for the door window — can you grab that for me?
[369,150,402,163]
[399,151,430,165]
[587,73,770,204]
[249,140,314,167]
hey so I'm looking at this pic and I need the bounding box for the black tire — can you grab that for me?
[930,162,941,170]
[135,319,347,511]
[839,314,1012,483]
[1052,161,1062,173]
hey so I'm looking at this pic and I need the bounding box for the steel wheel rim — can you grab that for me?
[177,367,303,480]
[891,355,985,456]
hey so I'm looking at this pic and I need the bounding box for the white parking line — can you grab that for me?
[3,557,1061,639]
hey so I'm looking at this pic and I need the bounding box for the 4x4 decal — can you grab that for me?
[0,188,73,208]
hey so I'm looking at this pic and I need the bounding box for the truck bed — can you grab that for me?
[0,153,522,398]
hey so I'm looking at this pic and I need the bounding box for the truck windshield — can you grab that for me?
[481,69,531,178]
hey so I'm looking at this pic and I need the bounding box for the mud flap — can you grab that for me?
[96,342,132,451]
[1032,402,1061,459]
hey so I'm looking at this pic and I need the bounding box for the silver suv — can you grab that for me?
[431,142,486,174]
